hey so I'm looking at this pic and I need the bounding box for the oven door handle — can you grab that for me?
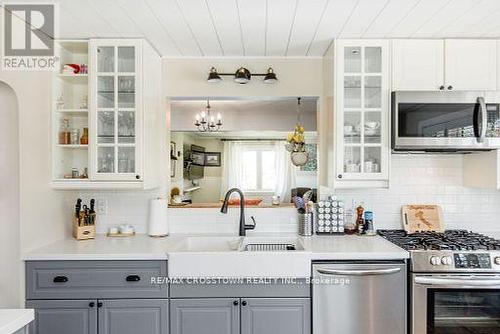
[476,96,488,143]
[316,268,401,276]
[415,276,500,287]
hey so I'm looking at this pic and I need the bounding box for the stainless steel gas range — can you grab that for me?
[379,230,500,334]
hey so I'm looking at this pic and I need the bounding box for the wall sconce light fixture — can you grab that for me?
[207,66,278,84]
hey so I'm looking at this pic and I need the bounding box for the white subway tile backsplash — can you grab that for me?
[79,154,500,235]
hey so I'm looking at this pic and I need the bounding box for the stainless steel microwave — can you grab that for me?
[392,92,500,152]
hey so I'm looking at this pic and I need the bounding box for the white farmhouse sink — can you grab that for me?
[177,236,242,252]
[168,236,311,278]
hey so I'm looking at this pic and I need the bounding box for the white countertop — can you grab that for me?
[303,234,409,260]
[0,309,34,334]
[23,234,408,261]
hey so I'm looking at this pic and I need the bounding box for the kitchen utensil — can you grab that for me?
[75,198,82,218]
[293,196,305,210]
[402,205,444,233]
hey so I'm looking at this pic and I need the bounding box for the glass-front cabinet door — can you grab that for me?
[335,40,390,183]
[90,40,142,181]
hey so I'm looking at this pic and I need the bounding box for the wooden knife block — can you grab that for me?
[72,215,96,240]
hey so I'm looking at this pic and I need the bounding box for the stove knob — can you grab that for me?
[494,257,500,265]
[430,256,441,266]
[441,256,453,266]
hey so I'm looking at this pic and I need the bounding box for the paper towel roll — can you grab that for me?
[148,198,169,237]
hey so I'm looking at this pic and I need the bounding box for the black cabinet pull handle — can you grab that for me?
[89,302,95,308]
[338,174,343,179]
[241,301,247,306]
[97,302,103,308]
[439,85,445,90]
[135,175,140,180]
[126,275,141,282]
[53,276,68,283]
[233,300,239,306]
[447,85,453,90]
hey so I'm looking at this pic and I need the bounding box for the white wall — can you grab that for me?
[0,82,20,307]
[163,58,323,98]
[0,70,75,305]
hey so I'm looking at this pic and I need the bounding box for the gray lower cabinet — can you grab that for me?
[26,299,98,334]
[99,299,168,334]
[170,298,239,334]
[241,298,310,334]
[26,299,168,334]
[170,298,310,334]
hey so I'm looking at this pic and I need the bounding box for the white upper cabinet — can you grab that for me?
[334,40,391,189]
[444,39,497,91]
[52,39,163,189]
[392,39,497,92]
[392,40,444,91]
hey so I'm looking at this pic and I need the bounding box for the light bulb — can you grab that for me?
[195,114,200,121]
[201,111,206,118]
[217,113,222,120]
[210,115,215,123]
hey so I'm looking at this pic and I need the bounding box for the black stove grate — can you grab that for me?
[377,230,500,251]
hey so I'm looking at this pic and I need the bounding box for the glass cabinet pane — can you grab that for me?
[97,77,114,108]
[364,147,381,173]
[344,147,361,173]
[97,111,115,144]
[97,147,115,173]
[365,76,381,108]
[118,110,135,143]
[365,47,382,73]
[344,112,361,144]
[364,112,382,144]
[118,76,135,108]
[344,76,361,108]
[118,147,135,173]
[97,47,114,72]
[345,47,361,73]
[118,47,135,72]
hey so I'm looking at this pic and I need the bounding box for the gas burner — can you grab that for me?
[377,230,500,251]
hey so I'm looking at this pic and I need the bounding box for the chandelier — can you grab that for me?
[194,99,222,132]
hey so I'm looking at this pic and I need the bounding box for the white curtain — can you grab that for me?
[274,141,296,203]
[220,141,243,199]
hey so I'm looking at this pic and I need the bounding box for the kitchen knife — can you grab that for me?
[90,199,95,213]
[75,198,82,218]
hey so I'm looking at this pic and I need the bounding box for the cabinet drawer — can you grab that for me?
[26,261,168,300]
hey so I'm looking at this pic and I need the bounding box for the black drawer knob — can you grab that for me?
[338,174,343,179]
[97,302,103,308]
[233,300,239,306]
[89,302,95,308]
[135,175,140,180]
[53,276,68,283]
[126,275,141,282]
[439,85,445,90]
[447,85,453,90]
[241,301,247,306]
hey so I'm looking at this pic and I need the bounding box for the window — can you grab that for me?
[240,144,277,192]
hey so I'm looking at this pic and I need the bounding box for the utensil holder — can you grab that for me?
[298,212,313,236]
[72,215,96,240]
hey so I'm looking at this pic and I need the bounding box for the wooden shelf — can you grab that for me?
[56,144,88,149]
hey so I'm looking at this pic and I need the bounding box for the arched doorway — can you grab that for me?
[0,81,20,307]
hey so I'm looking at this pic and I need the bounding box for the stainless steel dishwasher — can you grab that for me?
[313,262,407,334]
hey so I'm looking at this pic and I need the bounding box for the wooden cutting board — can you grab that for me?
[402,205,444,233]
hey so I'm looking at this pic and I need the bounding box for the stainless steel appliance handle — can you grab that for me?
[415,276,500,287]
[316,267,401,276]
[477,96,487,143]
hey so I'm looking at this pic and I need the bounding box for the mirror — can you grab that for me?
[169,98,318,207]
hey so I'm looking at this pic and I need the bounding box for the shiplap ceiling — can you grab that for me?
[4,0,500,57]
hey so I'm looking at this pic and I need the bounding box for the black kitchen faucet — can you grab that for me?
[220,188,256,236]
